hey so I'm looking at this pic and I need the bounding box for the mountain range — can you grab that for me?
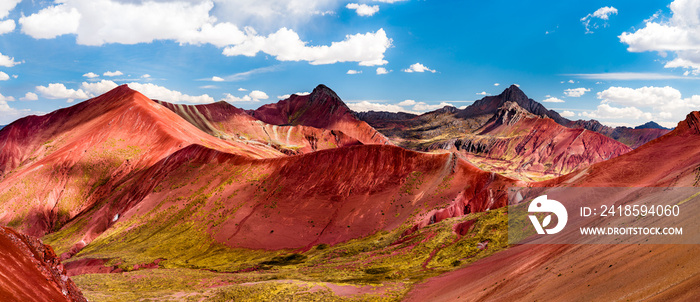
[0,83,696,301]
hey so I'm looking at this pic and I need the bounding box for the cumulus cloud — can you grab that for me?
[36,83,90,102]
[0,19,15,35]
[0,52,20,67]
[564,88,591,97]
[18,0,392,66]
[0,71,9,81]
[127,82,215,104]
[141,74,151,78]
[20,92,39,101]
[412,101,453,112]
[347,69,362,74]
[212,76,225,82]
[0,0,20,19]
[476,91,488,96]
[81,80,119,96]
[346,3,379,16]
[0,91,38,124]
[222,90,269,102]
[619,0,700,74]
[581,6,618,33]
[83,72,99,78]
[223,27,391,66]
[35,80,216,104]
[560,110,575,118]
[494,83,500,86]
[277,92,310,100]
[103,70,123,77]
[402,63,436,73]
[19,4,80,39]
[581,85,700,125]
[397,99,416,106]
[347,101,413,113]
[542,97,565,103]
[376,67,390,74]
[238,88,248,91]
[373,0,407,3]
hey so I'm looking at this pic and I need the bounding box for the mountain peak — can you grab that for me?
[634,121,670,130]
[500,85,528,103]
[309,84,345,107]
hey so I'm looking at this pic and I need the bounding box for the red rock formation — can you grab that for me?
[0,226,86,302]
[155,99,362,154]
[250,85,390,145]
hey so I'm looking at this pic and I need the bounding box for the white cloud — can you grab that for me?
[397,99,416,106]
[19,4,80,39]
[376,67,390,74]
[494,83,500,86]
[569,72,697,80]
[18,0,392,67]
[568,79,575,83]
[581,103,652,120]
[0,52,20,67]
[619,0,700,74]
[347,69,362,74]
[560,110,575,118]
[597,86,682,107]
[223,90,269,102]
[0,0,20,19]
[412,101,453,112]
[20,92,39,101]
[238,88,248,91]
[347,100,413,113]
[542,97,565,103]
[83,72,99,78]
[36,83,90,102]
[81,80,119,96]
[581,6,618,34]
[402,62,436,73]
[212,76,225,82]
[103,70,123,77]
[141,74,151,78]
[0,91,37,124]
[277,92,311,100]
[564,87,591,97]
[0,71,9,81]
[581,85,700,125]
[127,82,215,104]
[0,19,15,35]
[223,27,391,66]
[373,0,408,3]
[476,91,487,96]
[346,3,379,16]
[200,85,217,89]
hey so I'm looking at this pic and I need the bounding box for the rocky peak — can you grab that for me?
[634,121,670,130]
[491,101,536,126]
[676,111,700,135]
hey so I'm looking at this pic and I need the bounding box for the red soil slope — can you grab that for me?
[432,102,632,179]
[250,85,390,145]
[57,144,519,255]
[404,111,700,301]
[0,226,86,302]
[0,85,283,237]
[156,100,362,154]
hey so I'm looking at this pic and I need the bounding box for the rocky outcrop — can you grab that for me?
[0,226,86,302]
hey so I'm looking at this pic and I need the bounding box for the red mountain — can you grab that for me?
[404,111,700,301]
[0,226,85,301]
[155,99,362,154]
[0,85,283,237]
[249,84,390,145]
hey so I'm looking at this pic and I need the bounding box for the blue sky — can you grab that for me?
[1,0,700,128]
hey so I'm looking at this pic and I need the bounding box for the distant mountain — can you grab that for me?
[634,121,672,130]
[425,101,632,180]
[0,125,5,130]
[249,84,390,145]
[358,85,669,149]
